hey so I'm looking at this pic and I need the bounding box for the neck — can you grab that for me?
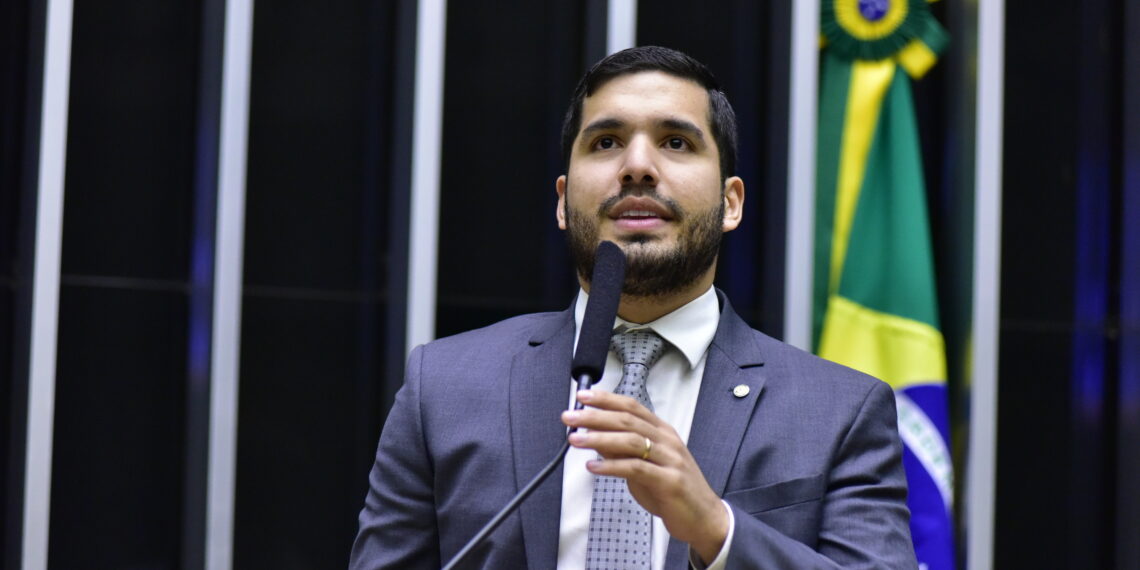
[581,264,717,324]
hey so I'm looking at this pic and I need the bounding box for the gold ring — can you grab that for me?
[641,437,653,461]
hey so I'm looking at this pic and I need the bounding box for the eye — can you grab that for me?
[594,136,618,150]
[665,137,689,150]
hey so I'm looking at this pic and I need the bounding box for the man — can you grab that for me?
[350,46,916,569]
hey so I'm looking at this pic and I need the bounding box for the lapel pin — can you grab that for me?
[732,384,750,398]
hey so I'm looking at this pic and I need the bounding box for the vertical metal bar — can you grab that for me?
[405,0,446,353]
[782,0,819,351]
[606,0,636,54]
[206,0,253,567]
[968,0,1005,568]
[20,0,72,567]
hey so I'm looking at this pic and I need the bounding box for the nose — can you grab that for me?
[618,135,658,187]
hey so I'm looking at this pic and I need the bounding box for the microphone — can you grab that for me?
[442,241,626,570]
[570,240,626,393]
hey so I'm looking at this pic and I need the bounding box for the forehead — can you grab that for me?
[579,71,712,132]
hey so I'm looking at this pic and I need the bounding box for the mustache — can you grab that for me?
[595,186,684,220]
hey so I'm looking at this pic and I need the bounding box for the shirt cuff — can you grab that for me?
[688,500,735,570]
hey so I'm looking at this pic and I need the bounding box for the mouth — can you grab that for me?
[604,197,675,235]
[606,197,675,222]
[618,209,661,220]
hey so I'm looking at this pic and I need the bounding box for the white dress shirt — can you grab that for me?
[557,286,734,569]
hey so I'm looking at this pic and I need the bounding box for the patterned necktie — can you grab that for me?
[585,329,666,569]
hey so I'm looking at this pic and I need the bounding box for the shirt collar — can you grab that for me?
[573,285,720,370]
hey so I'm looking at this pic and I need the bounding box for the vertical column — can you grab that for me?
[21,0,72,568]
[406,0,446,352]
[206,0,253,568]
[782,0,819,350]
[968,0,1005,568]
[606,0,637,54]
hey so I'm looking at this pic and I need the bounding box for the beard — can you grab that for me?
[565,188,724,298]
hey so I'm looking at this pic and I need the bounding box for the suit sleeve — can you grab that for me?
[724,380,917,569]
[349,345,441,570]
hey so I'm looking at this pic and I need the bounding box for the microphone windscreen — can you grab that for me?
[570,241,626,380]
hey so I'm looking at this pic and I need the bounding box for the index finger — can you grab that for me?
[576,389,663,426]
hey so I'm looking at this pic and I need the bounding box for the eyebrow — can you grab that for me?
[579,117,707,144]
[659,118,707,143]
[579,117,626,138]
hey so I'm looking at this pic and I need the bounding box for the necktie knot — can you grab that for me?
[610,329,666,369]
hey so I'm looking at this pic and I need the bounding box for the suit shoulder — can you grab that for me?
[746,327,889,395]
[418,310,570,357]
[402,310,572,400]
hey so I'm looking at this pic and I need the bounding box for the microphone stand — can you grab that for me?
[441,373,597,570]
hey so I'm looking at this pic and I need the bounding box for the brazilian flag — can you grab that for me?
[812,1,954,568]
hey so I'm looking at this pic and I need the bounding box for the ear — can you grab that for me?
[555,175,568,230]
[722,176,744,232]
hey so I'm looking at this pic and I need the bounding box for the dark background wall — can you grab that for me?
[232,0,406,566]
[433,1,588,337]
[47,0,200,566]
[996,0,1135,567]
[1,0,40,565]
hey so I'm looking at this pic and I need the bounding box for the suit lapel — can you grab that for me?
[509,308,575,569]
[665,295,767,568]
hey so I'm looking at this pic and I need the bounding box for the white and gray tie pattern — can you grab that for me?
[585,329,666,569]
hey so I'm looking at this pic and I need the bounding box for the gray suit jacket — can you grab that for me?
[350,294,916,569]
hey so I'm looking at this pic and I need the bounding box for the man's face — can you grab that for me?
[556,71,743,297]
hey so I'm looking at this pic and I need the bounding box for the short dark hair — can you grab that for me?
[560,46,738,180]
